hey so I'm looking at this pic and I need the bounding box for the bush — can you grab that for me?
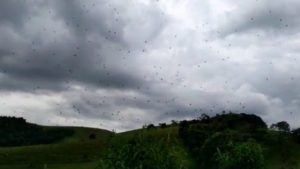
[216,141,265,169]
[197,132,244,169]
[96,135,177,169]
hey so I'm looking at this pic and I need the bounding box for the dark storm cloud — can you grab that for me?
[51,0,126,43]
[0,0,164,92]
[0,0,173,130]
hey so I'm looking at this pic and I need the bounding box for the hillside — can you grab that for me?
[0,117,113,169]
[0,117,75,147]
[0,113,300,169]
[96,113,300,169]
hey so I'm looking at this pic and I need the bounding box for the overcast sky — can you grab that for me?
[0,0,300,132]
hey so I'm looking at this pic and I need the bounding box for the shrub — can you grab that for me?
[96,136,177,169]
[197,132,244,169]
[216,141,265,169]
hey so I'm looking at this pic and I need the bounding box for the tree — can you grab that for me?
[0,116,74,147]
[171,120,178,126]
[146,123,155,129]
[271,121,290,132]
[198,113,210,121]
[159,123,167,128]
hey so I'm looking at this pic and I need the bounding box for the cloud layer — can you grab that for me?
[1,0,300,131]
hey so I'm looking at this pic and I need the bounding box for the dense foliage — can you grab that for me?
[271,121,290,132]
[95,112,271,169]
[96,135,178,169]
[216,141,264,169]
[178,112,268,169]
[0,116,74,147]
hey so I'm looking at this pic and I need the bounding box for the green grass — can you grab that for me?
[0,161,99,169]
[0,126,112,169]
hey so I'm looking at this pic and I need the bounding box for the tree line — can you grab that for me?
[0,116,74,147]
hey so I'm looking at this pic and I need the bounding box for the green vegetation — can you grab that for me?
[0,118,113,169]
[216,141,264,169]
[0,113,300,169]
[97,135,177,169]
[0,117,73,147]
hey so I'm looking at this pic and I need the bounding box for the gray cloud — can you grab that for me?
[0,0,29,28]
[220,0,300,36]
[0,0,300,131]
[0,0,158,92]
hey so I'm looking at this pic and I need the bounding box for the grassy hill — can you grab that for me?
[0,124,113,169]
[0,113,300,169]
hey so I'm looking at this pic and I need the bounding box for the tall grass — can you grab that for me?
[96,133,181,169]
